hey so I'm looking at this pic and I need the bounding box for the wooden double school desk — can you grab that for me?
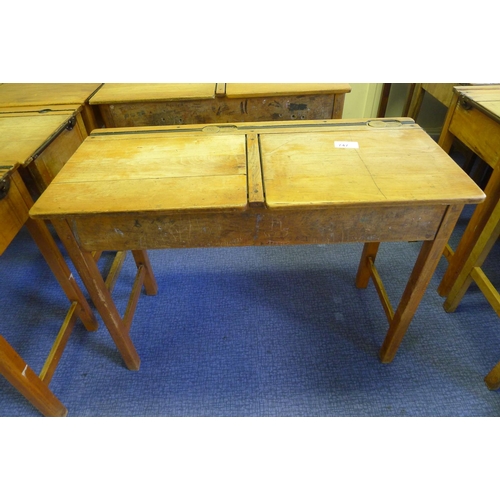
[0,98,102,416]
[30,118,485,371]
[89,83,351,127]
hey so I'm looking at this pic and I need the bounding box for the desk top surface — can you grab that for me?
[454,85,500,122]
[0,83,102,108]
[89,83,351,105]
[30,118,485,219]
[0,106,80,166]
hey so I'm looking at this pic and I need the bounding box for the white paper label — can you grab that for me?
[334,141,359,149]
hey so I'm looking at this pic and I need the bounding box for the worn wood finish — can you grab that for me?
[30,118,484,370]
[407,83,462,120]
[90,83,351,127]
[68,205,446,252]
[0,106,88,193]
[444,197,500,314]
[0,83,103,133]
[0,166,98,416]
[0,335,67,417]
[0,166,27,253]
[438,86,500,298]
[379,204,463,363]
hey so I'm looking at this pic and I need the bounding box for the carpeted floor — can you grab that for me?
[1,200,499,417]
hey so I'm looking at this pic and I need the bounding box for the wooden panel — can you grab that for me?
[449,102,500,167]
[29,115,87,190]
[0,83,102,107]
[89,83,217,104]
[0,110,80,166]
[225,83,351,98]
[421,83,458,107]
[30,133,248,217]
[0,170,28,254]
[98,94,339,127]
[260,127,485,208]
[69,204,446,252]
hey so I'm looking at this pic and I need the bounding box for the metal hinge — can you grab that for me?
[0,166,13,200]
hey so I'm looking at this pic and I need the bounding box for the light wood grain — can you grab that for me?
[0,83,102,107]
[260,127,484,208]
[89,83,217,104]
[0,111,80,165]
[225,83,351,98]
[30,120,484,221]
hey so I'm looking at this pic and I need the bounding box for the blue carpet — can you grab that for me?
[1,204,499,417]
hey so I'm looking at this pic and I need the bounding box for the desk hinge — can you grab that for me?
[459,96,473,111]
[66,116,76,130]
[0,166,13,200]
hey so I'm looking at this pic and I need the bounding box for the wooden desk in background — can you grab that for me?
[436,85,500,389]
[0,105,89,192]
[0,100,105,416]
[30,118,484,376]
[0,83,103,133]
[0,163,98,417]
[89,83,351,127]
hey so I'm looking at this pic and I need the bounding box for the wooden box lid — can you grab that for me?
[0,84,102,107]
[259,120,484,208]
[30,130,248,218]
[0,107,81,166]
[89,83,217,105]
[225,83,351,98]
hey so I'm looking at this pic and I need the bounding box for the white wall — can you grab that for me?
[342,83,383,119]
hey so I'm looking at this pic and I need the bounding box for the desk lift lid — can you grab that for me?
[89,84,218,105]
[29,119,485,219]
[0,107,82,166]
[0,84,103,108]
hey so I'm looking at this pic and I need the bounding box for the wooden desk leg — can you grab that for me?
[51,219,142,371]
[356,242,380,288]
[0,335,67,417]
[380,205,463,363]
[12,172,98,332]
[484,361,500,391]
[437,92,460,154]
[444,199,500,312]
[24,217,98,332]
[131,250,158,296]
[332,94,346,119]
[439,167,500,297]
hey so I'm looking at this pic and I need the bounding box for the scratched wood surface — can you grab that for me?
[68,205,447,252]
[30,119,485,220]
[89,84,351,127]
[0,110,81,165]
[30,132,248,216]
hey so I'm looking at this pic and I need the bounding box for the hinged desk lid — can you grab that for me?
[454,85,500,124]
[259,121,485,208]
[225,83,351,98]
[89,84,217,105]
[0,84,102,107]
[30,131,248,218]
[0,107,81,166]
